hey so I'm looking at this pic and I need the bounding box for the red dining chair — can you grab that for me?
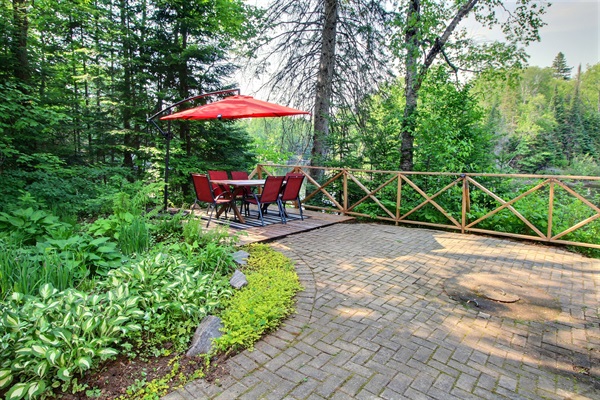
[280,175,305,221]
[207,170,230,197]
[190,173,234,227]
[245,175,286,226]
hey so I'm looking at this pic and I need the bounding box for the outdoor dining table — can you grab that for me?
[211,179,266,224]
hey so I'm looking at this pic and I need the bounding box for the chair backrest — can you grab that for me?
[231,171,249,180]
[208,170,228,180]
[260,176,285,203]
[281,175,304,202]
[208,170,228,196]
[191,174,214,203]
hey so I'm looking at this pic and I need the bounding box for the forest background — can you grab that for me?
[0,0,599,214]
[2,1,600,397]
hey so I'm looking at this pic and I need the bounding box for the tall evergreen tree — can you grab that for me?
[248,0,392,176]
[551,52,572,80]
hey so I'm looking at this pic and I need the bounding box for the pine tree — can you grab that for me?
[551,52,572,80]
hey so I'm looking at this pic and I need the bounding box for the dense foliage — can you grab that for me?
[0,178,244,398]
[0,0,257,208]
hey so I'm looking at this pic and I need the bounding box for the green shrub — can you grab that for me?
[97,250,234,352]
[0,208,70,246]
[117,216,149,256]
[215,244,302,353]
[0,283,142,399]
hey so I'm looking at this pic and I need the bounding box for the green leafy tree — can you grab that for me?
[392,0,549,171]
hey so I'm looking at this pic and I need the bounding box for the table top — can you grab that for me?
[211,179,266,187]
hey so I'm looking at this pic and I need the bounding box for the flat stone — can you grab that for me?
[232,250,250,265]
[230,269,248,289]
[186,316,223,357]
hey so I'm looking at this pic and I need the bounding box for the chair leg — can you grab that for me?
[256,201,265,226]
[206,203,215,227]
[297,197,304,220]
[277,200,286,224]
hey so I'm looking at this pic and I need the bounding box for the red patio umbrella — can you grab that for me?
[148,89,310,210]
[160,95,310,121]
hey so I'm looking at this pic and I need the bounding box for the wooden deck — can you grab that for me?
[185,207,355,245]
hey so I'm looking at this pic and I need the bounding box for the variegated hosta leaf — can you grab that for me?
[81,347,95,357]
[57,367,71,381]
[75,356,92,371]
[128,309,144,318]
[3,313,20,328]
[15,347,32,357]
[99,320,109,335]
[10,292,24,302]
[30,344,48,358]
[27,380,46,398]
[82,317,97,332]
[111,316,128,325]
[96,348,118,359]
[6,382,28,400]
[34,360,49,377]
[0,369,13,389]
[88,294,101,306]
[46,348,61,365]
[44,301,61,311]
[54,328,72,342]
[38,333,59,346]
[39,283,55,299]
[124,323,142,332]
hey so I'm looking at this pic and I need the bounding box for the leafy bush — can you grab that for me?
[0,233,123,299]
[214,244,302,353]
[0,283,142,399]
[0,208,70,246]
[97,250,234,352]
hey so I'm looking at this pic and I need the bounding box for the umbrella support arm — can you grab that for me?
[147,88,241,124]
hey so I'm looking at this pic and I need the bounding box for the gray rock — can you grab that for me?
[230,269,248,289]
[186,315,223,357]
[232,250,249,265]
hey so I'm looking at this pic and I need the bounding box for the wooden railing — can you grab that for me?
[250,164,600,250]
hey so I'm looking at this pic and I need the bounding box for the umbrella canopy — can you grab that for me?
[160,95,310,121]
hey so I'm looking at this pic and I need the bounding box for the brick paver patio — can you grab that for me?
[165,223,600,399]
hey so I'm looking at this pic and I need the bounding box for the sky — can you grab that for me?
[237,0,599,94]
[466,0,599,69]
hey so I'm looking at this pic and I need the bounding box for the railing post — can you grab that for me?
[396,173,402,226]
[461,174,468,234]
[343,169,348,215]
[547,179,555,239]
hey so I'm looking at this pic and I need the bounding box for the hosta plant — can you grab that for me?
[98,250,234,352]
[0,283,143,399]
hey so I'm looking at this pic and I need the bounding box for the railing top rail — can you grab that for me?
[257,164,600,181]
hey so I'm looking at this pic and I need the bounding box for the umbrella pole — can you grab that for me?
[164,122,171,211]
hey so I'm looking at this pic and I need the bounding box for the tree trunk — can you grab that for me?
[399,0,478,171]
[399,0,421,172]
[11,0,29,84]
[310,0,338,177]
[120,0,135,171]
